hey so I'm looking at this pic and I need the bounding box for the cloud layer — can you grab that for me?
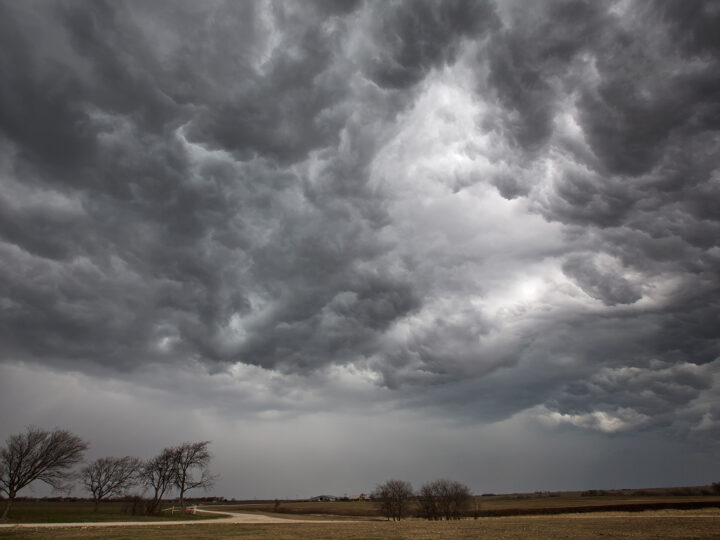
[1,0,719,492]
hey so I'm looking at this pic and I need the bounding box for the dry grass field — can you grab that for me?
[475,493,720,516]
[0,510,719,539]
[216,493,720,518]
[213,500,379,518]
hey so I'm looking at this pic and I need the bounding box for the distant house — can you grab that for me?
[308,495,339,502]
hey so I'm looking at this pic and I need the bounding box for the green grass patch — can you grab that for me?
[0,501,221,523]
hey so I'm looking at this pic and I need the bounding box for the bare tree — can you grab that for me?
[81,456,141,511]
[172,441,216,508]
[372,479,414,521]
[140,448,176,514]
[417,482,440,520]
[445,479,472,519]
[418,479,472,520]
[0,427,88,520]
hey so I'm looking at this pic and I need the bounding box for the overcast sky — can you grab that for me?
[1,0,719,500]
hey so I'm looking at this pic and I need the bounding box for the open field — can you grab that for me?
[212,501,379,518]
[4,491,718,523]
[475,493,720,516]
[0,501,219,523]
[0,510,719,539]
[212,493,720,518]
[208,506,366,521]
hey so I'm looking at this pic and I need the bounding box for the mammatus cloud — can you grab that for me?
[0,0,718,475]
[540,359,720,435]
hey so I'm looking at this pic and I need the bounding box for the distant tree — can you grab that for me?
[417,482,440,520]
[372,479,414,521]
[445,479,472,519]
[172,441,216,508]
[0,427,88,520]
[141,448,177,514]
[81,456,141,511]
[418,479,472,520]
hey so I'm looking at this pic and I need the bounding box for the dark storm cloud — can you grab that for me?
[180,3,352,164]
[561,254,641,306]
[364,0,498,89]
[0,0,719,453]
[485,0,609,152]
[551,360,715,423]
[0,0,424,375]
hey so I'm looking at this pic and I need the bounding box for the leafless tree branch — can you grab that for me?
[81,456,141,511]
[0,427,87,520]
[172,441,216,508]
[372,479,414,521]
[140,448,176,514]
[418,479,472,520]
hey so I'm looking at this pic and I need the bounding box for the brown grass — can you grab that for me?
[1,510,719,539]
[213,500,379,517]
[212,494,720,518]
[478,493,720,511]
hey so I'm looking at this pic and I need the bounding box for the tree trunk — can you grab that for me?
[147,485,162,514]
[93,498,99,512]
[179,487,185,509]
[1,495,13,520]
[147,497,159,515]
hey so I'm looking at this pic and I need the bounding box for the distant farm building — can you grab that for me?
[308,495,339,502]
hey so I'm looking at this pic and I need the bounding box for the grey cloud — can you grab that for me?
[546,359,720,434]
[365,0,498,89]
[455,1,720,439]
[0,0,421,377]
[182,23,347,163]
[0,2,183,187]
[652,0,720,59]
[542,170,637,228]
[484,0,608,151]
[562,253,642,306]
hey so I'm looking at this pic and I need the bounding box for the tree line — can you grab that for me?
[0,427,216,520]
[372,478,475,521]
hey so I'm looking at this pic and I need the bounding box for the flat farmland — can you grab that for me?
[213,493,720,518]
[1,510,719,539]
[213,500,379,518]
[477,493,720,515]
